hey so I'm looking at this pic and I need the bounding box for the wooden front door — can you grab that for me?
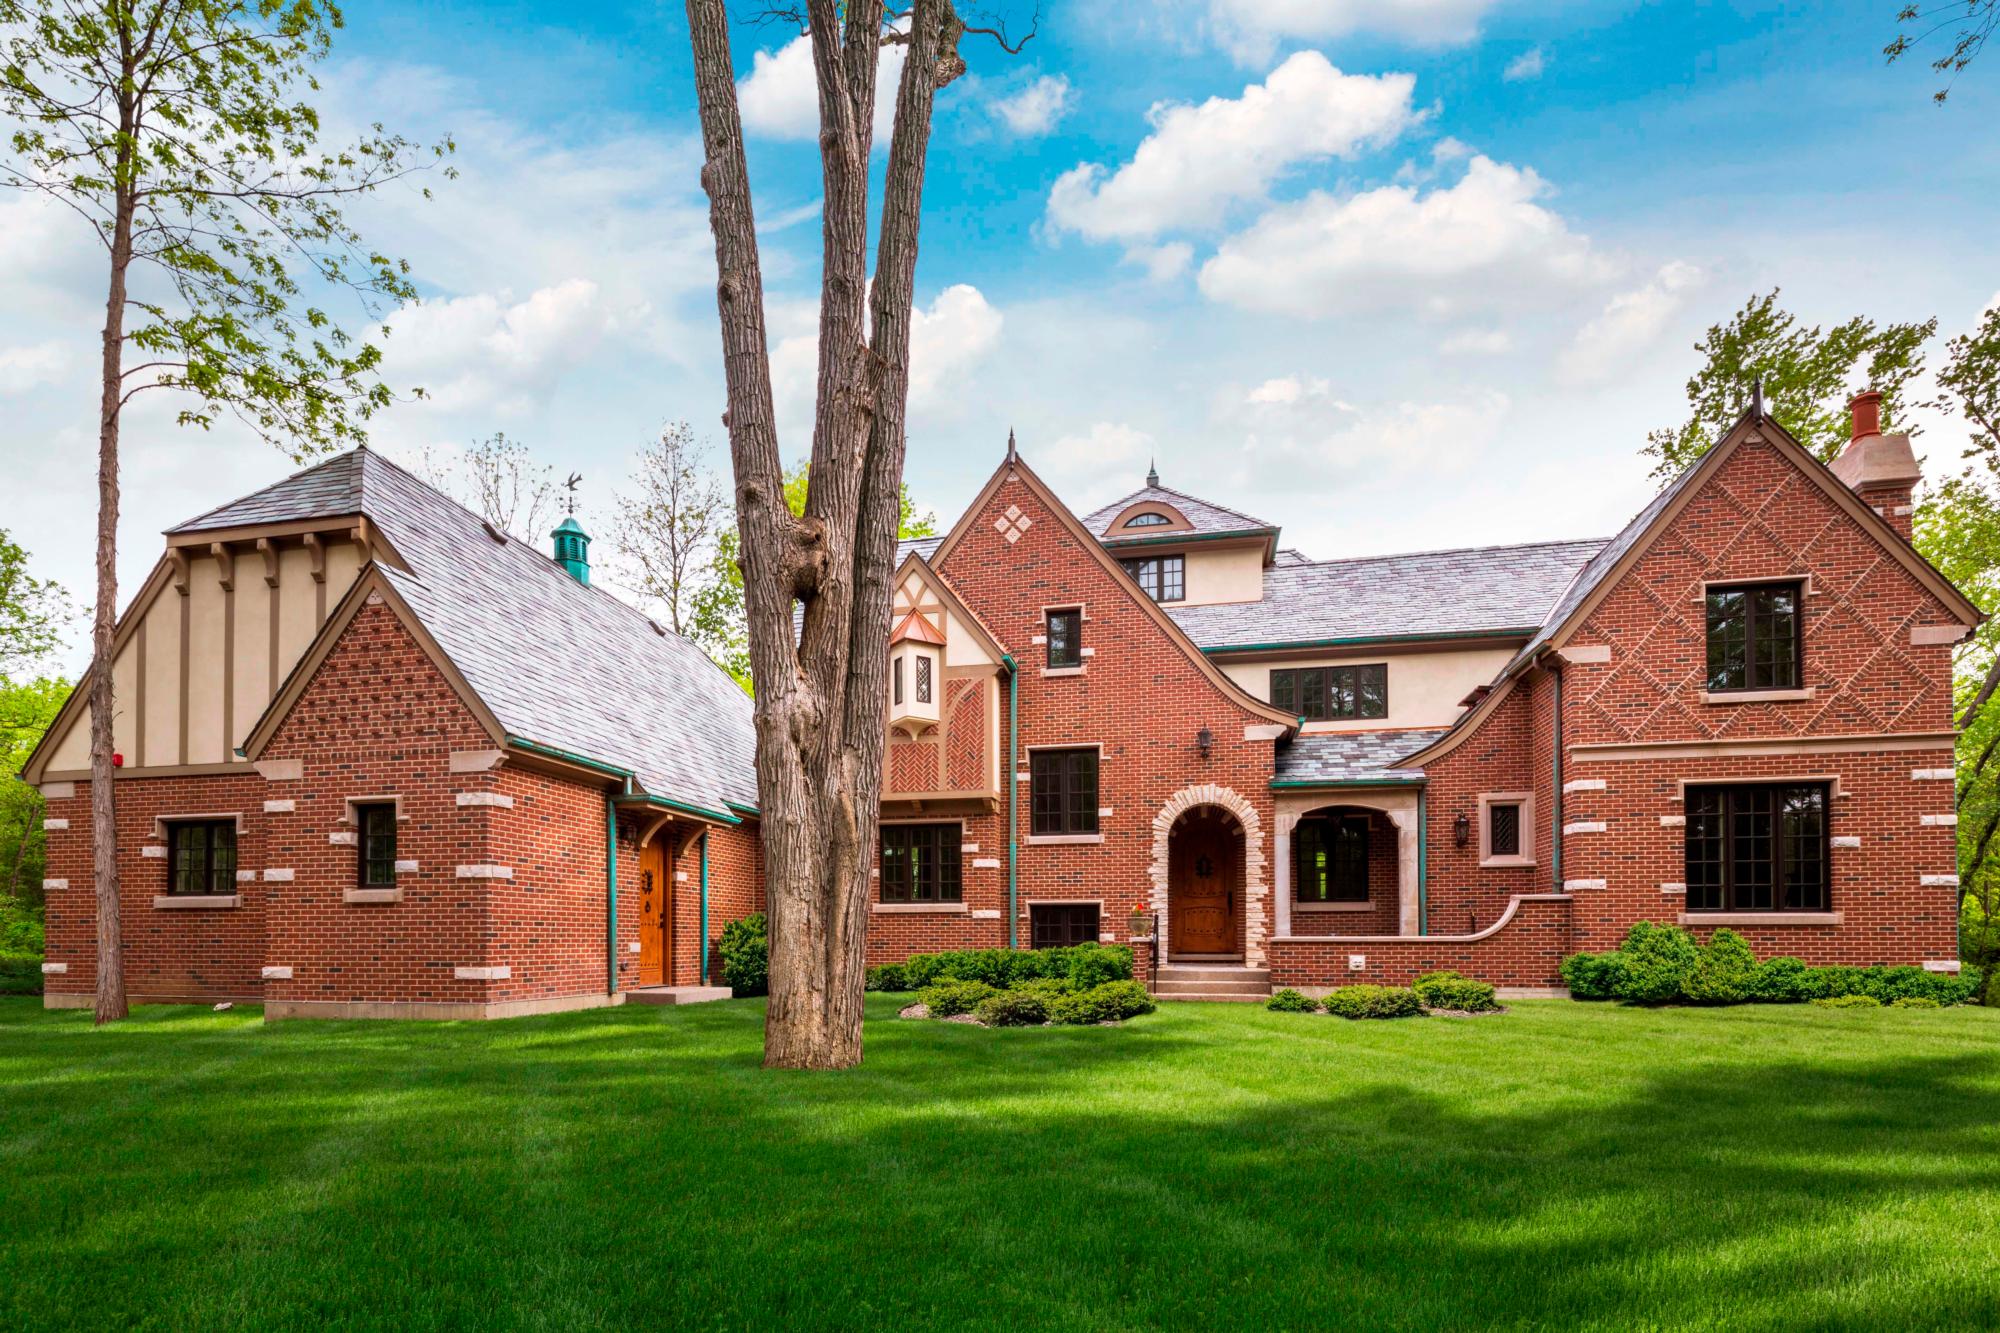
[638,840,668,987]
[1169,808,1242,956]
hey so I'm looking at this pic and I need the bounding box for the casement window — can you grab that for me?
[1488,802,1522,858]
[893,654,904,706]
[915,654,933,704]
[1046,608,1082,669]
[1705,582,1802,691]
[1031,903,1101,948]
[1120,554,1185,603]
[1294,814,1369,903]
[880,823,962,903]
[1684,783,1829,913]
[1270,664,1388,722]
[1030,748,1100,836]
[357,803,398,888]
[1124,512,1171,528]
[168,820,236,896]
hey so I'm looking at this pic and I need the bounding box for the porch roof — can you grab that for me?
[1271,728,1442,786]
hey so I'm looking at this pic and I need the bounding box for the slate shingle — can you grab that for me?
[1273,729,1442,784]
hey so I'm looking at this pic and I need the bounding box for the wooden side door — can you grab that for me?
[637,840,668,988]
[1169,809,1241,956]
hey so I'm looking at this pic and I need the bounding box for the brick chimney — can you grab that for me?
[1829,390,1920,541]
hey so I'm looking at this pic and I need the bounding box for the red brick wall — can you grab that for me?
[1286,806,1401,938]
[666,822,763,987]
[1422,680,1543,932]
[1270,895,1572,989]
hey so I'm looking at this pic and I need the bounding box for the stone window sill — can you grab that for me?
[1024,833,1104,846]
[1678,911,1843,926]
[1479,856,1537,869]
[1295,902,1376,913]
[1699,688,1814,704]
[345,887,402,905]
[152,894,240,910]
[872,901,968,914]
[1040,666,1086,678]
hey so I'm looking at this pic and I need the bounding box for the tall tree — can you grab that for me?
[0,529,72,678]
[1,0,448,1022]
[1643,290,1935,479]
[413,433,562,543]
[608,422,729,639]
[683,0,1028,1067]
[1887,1,1995,101]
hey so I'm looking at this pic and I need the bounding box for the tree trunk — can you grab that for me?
[91,167,137,1025]
[1959,650,2000,732]
[684,0,960,1068]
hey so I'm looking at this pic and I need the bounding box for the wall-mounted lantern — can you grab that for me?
[1196,727,1213,758]
[1453,812,1471,848]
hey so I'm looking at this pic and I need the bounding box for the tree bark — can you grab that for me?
[1958,649,2000,733]
[91,162,136,1025]
[684,0,962,1068]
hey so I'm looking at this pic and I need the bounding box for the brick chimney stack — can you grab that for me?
[1829,390,1921,541]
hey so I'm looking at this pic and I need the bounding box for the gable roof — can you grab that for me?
[1273,728,1440,786]
[225,448,758,818]
[1171,538,1605,652]
[894,551,1011,661]
[1082,482,1276,546]
[931,446,1296,730]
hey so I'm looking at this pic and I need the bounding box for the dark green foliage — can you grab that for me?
[1412,971,1499,1012]
[1812,994,1883,1009]
[1808,964,1977,1006]
[1747,956,1821,1002]
[717,913,768,997]
[1320,984,1423,1020]
[863,963,908,992]
[1615,922,1701,1003]
[1683,929,1758,1004]
[973,990,1049,1027]
[1048,980,1155,1025]
[1011,977,1077,1004]
[1266,988,1317,1013]
[900,943,1134,990]
[0,897,43,996]
[1889,996,1942,1009]
[1559,950,1630,1000]
[918,980,998,1018]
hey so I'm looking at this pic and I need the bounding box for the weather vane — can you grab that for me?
[563,472,582,515]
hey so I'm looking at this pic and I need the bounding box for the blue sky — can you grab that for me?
[4,0,1997,655]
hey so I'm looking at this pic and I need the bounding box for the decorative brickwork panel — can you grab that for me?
[888,738,941,793]
[944,678,987,790]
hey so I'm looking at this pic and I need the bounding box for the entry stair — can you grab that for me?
[1152,963,1272,1002]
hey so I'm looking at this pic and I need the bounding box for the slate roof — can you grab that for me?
[213,449,759,818]
[1169,538,1607,650]
[1273,729,1442,785]
[896,535,944,563]
[1082,482,1275,544]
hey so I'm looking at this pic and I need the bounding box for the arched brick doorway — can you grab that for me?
[1168,805,1246,958]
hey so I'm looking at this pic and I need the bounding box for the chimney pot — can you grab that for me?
[1849,390,1883,442]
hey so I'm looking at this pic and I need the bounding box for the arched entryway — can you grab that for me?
[1168,805,1246,958]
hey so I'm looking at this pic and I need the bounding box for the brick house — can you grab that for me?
[27,393,1982,1014]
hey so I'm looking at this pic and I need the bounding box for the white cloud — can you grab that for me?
[0,341,71,394]
[991,74,1074,136]
[1037,421,1158,501]
[1204,0,1499,65]
[736,34,907,147]
[1046,51,1420,242]
[1504,47,1547,82]
[1440,327,1513,355]
[1197,155,1611,318]
[1122,242,1195,282]
[1225,377,1505,488]
[379,279,636,415]
[1557,261,1705,385]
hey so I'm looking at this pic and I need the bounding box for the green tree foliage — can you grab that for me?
[1642,290,1935,479]
[1,675,66,904]
[1886,1,1996,102]
[0,529,71,678]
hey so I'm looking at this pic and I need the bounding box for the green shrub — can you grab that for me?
[1683,929,1758,1004]
[918,979,997,1018]
[1812,993,1882,1009]
[1614,921,1700,1003]
[717,913,768,996]
[1560,950,1629,1000]
[1320,984,1423,1019]
[1890,995,1942,1009]
[1412,970,1499,1012]
[1050,980,1156,1025]
[1810,964,1977,1006]
[1266,988,1317,1013]
[1747,955,1821,1002]
[0,897,44,956]
[1012,977,1077,1004]
[864,962,908,992]
[0,952,41,997]
[974,990,1050,1026]
[899,943,1135,991]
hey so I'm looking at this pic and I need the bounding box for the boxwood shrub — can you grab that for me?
[1412,970,1499,1012]
[1682,929,1758,1004]
[1812,993,1882,1009]
[900,943,1134,990]
[974,990,1050,1027]
[919,979,998,1017]
[1050,980,1155,1024]
[718,913,768,997]
[1563,924,1983,1007]
[1320,984,1423,1019]
[1266,988,1317,1013]
[1890,995,1942,1009]
[864,962,908,992]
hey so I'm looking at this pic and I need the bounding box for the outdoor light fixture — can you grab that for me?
[1454,812,1471,848]
[1197,727,1213,758]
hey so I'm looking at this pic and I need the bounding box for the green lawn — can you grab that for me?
[3,996,1998,1331]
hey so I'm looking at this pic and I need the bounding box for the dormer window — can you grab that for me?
[1121,554,1184,603]
[1125,512,1171,527]
[888,610,945,733]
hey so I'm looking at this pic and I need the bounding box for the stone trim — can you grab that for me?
[1920,813,1957,827]
[263,868,294,882]
[40,962,66,974]
[141,846,167,859]
[453,965,511,981]
[1920,874,1960,887]
[456,792,515,808]
[1563,821,1607,835]
[1573,731,1957,762]
[151,811,244,839]
[42,817,67,831]
[263,799,295,813]
[1911,625,1973,646]
[1660,883,1686,894]
[1271,892,1569,945]
[970,909,1001,919]
[152,894,241,909]
[1243,723,1288,741]
[456,864,513,879]
[971,857,1000,868]
[262,966,293,980]
[266,992,628,1022]
[1923,960,1962,973]
[394,859,420,874]
[1830,835,1861,848]
[871,902,969,914]
[255,758,302,782]
[1150,783,1269,966]
[345,888,402,905]
[39,781,75,799]
[1480,792,1537,867]
[42,878,66,891]
[1699,687,1816,704]
[235,870,257,882]
[329,831,357,845]
[1561,778,1606,794]
[449,749,506,773]
[1026,833,1105,846]
[1558,644,1611,664]
[1563,878,1607,891]
[1659,815,1686,827]
[1678,912,1844,926]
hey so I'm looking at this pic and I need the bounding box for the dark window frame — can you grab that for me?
[356,802,398,888]
[1294,813,1370,903]
[1029,747,1100,837]
[1045,608,1083,669]
[1488,802,1522,858]
[1120,554,1185,603]
[1704,581,1803,692]
[1271,664,1388,722]
[1030,903,1101,948]
[1123,512,1171,528]
[915,653,933,704]
[167,819,237,896]
[1684,782,1829,913]
[879,822,963,903]
[893,653,904,706]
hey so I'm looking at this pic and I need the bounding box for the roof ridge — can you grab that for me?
[1275,535,1609,570]
[167,447,363,532]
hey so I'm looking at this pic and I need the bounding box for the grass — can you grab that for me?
[3,996,1999,1331]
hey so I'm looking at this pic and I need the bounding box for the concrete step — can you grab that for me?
[1152,992,1272,1003]
[625,985,732,1006]
[1154,978,1275,996]
[1156,966,1271,984]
